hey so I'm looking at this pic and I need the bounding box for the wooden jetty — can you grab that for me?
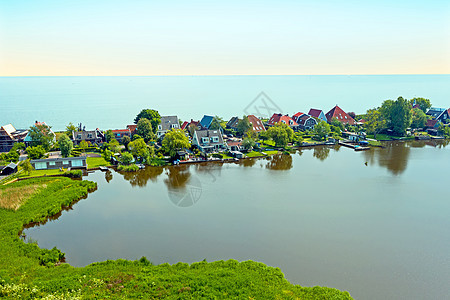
[338,141,370,151]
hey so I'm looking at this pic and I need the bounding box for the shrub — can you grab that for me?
[64,170,82,178]
[117,164,139,172]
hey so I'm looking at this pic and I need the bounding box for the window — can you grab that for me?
[49,161,56,166]
[77,134,82,139]
[71,159,83,167]
[158,125,162,130]
[87,133,93,138]
[289,120,293,125]
[212,137,219,143]
[34,162,47,170]
[172,124,178,128]
[202,137,209,144]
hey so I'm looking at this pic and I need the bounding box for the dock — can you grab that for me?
[338,141,370,151]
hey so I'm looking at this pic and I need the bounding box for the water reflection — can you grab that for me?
[238,158,258,167]
[313,147,330,161]
[105,170,113,183]
[265,154,293,170]
[120,167,164,187]
[164,165,202,208]
[164,165,191,189]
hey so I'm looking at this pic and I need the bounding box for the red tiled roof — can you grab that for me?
[247,115,266,132]
[308,109,323,118]
[112,129,131,133]
[268,114,298,127]
[181,121,189,130]
[325,105,356,125]
[426,119,438,128]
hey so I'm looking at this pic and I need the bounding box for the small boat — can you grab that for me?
[99,166,108,172]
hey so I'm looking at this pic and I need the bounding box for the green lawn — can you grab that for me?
[0,178,353,299]
[86,156,109,168]
[246,151,265,157]
[262,150,280,155]
[17,168,65,178]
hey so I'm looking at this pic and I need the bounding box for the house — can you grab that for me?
[297,115,318,130]
[325,105,356,125]
[227,140,243,152]
[247,115,266,132]
[0,124,28,152]
[199,115,215,129]
[267,114,299,129]
[308,109,327,122]
[181,119,204,131]
[226,117,240,131]
[30,156,87,170]
[0,162,18,175]
[157,116,180,139]
[292,112,306,123]
[112,129,131,143]
[23,121,56,147]
[72,129,105,146]
[126,124,138,136]
[425,119,439,129]
[426,107,450,123]
[192,130,227,153]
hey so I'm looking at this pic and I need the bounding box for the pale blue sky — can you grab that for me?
[0,0,449,75]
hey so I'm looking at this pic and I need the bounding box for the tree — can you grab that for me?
[105,130,115,143]
[128,138,150,160]
[58,133,73,158]
[122,135,131,150]
[242,137,255,150]
[132,134,142,141]
[162,129,190,157]
[137,118,154,143]
[330,117,344,132]
[26,145,46,160]
[312,120,331,141]
[120,152,134,165]
[237,116,252,136]
[109,139,121,153]
[409,97,431,113]
[22,159,34,175]
[79,140,89,153]
[65,122,77,137]
[210,116,225,130]
[258,130,270,141]
[381,97,412,136]
[134,109,161,132]
[102,149,113,162]
[364,108,386,139]
[292,132,304,145]
[28,123,55,151]
[411,108,427,129]
[267,123,294,147]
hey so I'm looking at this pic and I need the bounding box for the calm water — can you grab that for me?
[1,75,450,131]
[25,141,450,300]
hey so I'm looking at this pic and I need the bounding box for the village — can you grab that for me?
[1,97,449,181]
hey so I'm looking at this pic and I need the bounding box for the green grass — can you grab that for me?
[263,150,280,155]
[17,168,65,178]
[86,156,109,168]
[368,140,382,147]
[246,151,266,157]
[0,178,353,299]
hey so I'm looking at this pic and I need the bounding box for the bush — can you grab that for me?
[117,164,139,172]
[64,170,82,178]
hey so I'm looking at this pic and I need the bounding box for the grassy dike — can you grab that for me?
[0,177,353,299]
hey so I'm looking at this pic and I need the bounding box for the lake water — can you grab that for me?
[1,75,450,131]
[25,141,450,300]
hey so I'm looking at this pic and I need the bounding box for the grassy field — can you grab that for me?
[0,177,353,299]
[86,156,109,168]
[17,168,65,178]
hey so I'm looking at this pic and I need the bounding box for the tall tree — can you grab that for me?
[128,138,150,160]
[136,118,154,143]
[26,145,47,160]
[364,108,386,139]
[28,123,55,151]
[237,116,252,136]
[411,108,427,129]
[122,135,131,149]
[209,116,225,130]
[409,97,431,113]
[105,130,115,143]
[58,133,73,158]
[22,159,34,175]
[267,123,294,147]
[162,129,190,157]
[134,109,161,132]
[312,120,331,141]
[79,140,89,153]
[65,122,78,137]
[381,97,412,136]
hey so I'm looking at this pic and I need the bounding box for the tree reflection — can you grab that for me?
[238,158,257,167]
[313,146,330,161]
[105,170,113,183]
[164,165,191,189]
[363,142,411,176]
[120,166,164,187]
[266,154,293,170]
[194,162,223,182]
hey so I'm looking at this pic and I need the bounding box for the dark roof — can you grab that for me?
[226,117,240,129]
[308,109,324,118]
[30,156,86,163]
[200,115,215,129]
[72,129,104,141]
[194,129,225,145]
[159,116,180,131]
[6,162,17,169]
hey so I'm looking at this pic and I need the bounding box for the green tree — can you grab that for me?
[237,116,252,136]
[267,123,294,147]
[242,137,255,150]
[209,116,225,130]
[411,108,428,129]
[28,123,55,151]
[105,130,115,143]
[292,132,304,145]
[122,135,131,150]
[132,134,142,141]
[381,97,412,136]
[109,139,121,153]
[364,108,386,139]
[79,140,89,153]
[58,133,73,158]
[409,97,431,113]
[137,118,154,143]
[312,120,331,141]
[330,117,345,132]
[120,152,134,165]
[26,145,47,160]
[22,159,34,175]
[134,109,161,132]
[102,149,113,162]
[65,122,78,137]
[162,129,190,157]
[128,138,150,159]
[258,130,270,141]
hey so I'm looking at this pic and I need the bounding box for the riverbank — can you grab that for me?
[0,177,353,299]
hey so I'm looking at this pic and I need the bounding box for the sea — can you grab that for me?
[1,75,449,131]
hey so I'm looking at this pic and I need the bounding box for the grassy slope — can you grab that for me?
[86,156,109,168]
[0,178,353,299]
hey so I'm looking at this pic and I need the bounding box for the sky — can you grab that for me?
[0,0,449,76]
